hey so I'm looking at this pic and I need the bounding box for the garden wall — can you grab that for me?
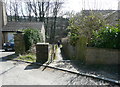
[61,36,87,62]
[62,37,120,65]
[61,37,76,60]
[86,47,120,64]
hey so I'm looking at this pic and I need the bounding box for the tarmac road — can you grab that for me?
[0,50,15,59]
[0,51,114,86]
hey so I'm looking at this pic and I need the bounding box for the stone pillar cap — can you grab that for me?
[36,43,49,45]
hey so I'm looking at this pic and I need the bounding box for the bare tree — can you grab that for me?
[26,0,46,22]
[26,1,32,21]
[5,0,13,21]
[41,1,45,22]
[9,0,12,21]
[32,0,38,21]
[5,0,64,43]
[20,2,26,21]
[50,0,63,43]
[44,1,50,36]
[12,0,19,21]
[38,1,42,21]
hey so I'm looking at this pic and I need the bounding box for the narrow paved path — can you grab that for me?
[55,48,63,61]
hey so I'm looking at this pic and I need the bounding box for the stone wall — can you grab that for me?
[0,33,1,48]
[62,37,120,65]
[0,1,3,49]
[86,47,120,64]
[36,43,49,64]
[61,37,75,60]
[61,36,87,62]
[2,32,8,44]
[0,1,7,49]
[14,33,25,54]
[0,1,3,29]
[0,1,7,28]
[36,43,57,64]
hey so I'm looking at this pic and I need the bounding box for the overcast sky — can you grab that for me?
[62,0,119,12]
[3,0,119,16]
[3,0,119,12]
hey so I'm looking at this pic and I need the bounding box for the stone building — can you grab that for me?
[0,1,7,49]
[2,22,45,44]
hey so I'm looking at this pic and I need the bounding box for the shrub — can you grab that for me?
[23,29,43,51]
[68,12,106,46]
[90,25,120,49]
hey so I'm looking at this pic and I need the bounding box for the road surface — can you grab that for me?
[0,51,116,86]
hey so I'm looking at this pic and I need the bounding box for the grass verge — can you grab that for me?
[14,53,36,62]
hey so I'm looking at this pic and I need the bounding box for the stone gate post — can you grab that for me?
[36,43,49,64]
[14,32,25,54]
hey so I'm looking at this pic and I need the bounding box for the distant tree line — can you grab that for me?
[5,0,66,43]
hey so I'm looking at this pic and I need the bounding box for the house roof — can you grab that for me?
[81,10,118,26]
[2,22,44,32]
[82,10,117,17]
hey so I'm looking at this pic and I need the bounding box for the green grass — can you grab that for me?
[15,53,36,62]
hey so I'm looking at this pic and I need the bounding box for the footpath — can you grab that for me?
[48,48,120,84]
